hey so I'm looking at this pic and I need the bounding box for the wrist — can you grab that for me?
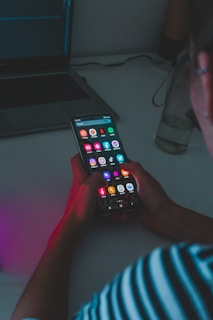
[48,215,88,255]
[139,199,178,238]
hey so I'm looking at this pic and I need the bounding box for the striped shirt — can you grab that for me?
[73,243,213,320]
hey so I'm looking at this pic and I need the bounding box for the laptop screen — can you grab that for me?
[0,0,73,72]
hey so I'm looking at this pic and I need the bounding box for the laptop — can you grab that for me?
[0,0,119,138]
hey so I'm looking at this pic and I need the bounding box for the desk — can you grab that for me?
[1,54,213,318]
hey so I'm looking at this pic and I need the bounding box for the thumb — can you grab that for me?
[121,161,144,183]
[86,172,107,192]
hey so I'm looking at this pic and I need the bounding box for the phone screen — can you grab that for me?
[71,114,141,215]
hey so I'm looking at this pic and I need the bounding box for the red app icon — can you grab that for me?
[79,129,88,138]
[93,142,102,151]
[84,144,93,152]
[99,128,105,135]
[98,187,107,197]
[89,128,97,136]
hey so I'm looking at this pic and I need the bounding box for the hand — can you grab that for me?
[121,161,175,234]
[49,154,105,248]
[64,153,106,224]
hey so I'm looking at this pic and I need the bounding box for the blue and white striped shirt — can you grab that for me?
[73,243,213,320]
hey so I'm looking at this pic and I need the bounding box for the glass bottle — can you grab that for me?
[155,49,194,154]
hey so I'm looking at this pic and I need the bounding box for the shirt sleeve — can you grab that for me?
[22,318,41,320]
[72,242,213,320]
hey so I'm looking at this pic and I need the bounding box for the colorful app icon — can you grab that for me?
[99,128,105,135]
[103,171,111,180]
[108,127,114,134]
[93,142,102,151]
[98,156,107,165]
[112,140,120,148]
[84,144,93,152]
[126,183,134,191]
[79,129,88,138]
[89,128,97,136]
[89,158,97,167]
[107,186,116,195]
[113,170,119,177]
[116,154,125,163]
[121,169,129,177]
[98,187,107,197]
[117,184,125,193]
[102,141,111,150]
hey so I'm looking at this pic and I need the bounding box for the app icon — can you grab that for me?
[108,127,114,134]
[89,128,97,136]
[126,183,134,191]
[107,186,116,195]
[80,129,88,138]
[116,154,125,163]
[109,156,115,163]
[102,141,111,150]
[93,142,102,151]
[117,184,125,193]
[98,157,107,165]
[113,170,119,177]
[103,171,111,180]
[89,158,97,167]
[112,140,120,148]
[99,128,105,135]
[84,144,93,152]
[98,187,107,197]
[121,169,129,177]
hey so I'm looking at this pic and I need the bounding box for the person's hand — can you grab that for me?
[64,153,106,224]
[121,161,175,235]
[49,154,105,248]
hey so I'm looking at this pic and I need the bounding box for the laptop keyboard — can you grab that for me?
[0,74,89,108]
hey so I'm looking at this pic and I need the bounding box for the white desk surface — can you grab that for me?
[1,53,213,318]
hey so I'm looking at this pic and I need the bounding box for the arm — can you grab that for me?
[11,154,105,320]
[122,162,213,243]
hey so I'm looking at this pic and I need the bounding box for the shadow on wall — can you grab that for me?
[71,0,168,57]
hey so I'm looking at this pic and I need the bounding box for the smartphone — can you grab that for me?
[71,114,141,216]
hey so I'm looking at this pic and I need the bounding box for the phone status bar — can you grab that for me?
[75,118,112,127]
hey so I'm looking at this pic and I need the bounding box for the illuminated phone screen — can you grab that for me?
[72,114,140,215]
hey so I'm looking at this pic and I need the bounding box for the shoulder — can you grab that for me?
[72,243,213,320]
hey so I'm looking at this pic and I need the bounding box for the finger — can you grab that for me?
[86,171,107,191]
[121,161,145,185]
[74,172,106,220]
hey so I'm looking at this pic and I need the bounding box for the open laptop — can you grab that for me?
[0,0,118,138]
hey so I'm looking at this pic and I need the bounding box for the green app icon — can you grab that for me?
[108,127,114,134]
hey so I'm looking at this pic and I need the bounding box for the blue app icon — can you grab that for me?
[103,171,111,180]
[102,141,111,149]
[116,154,125,163]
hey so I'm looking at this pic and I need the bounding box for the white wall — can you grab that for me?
[71,0,168,57]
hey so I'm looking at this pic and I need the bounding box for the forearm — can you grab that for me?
[11,217,86,320]
[164,203,213,243]
[143,202,213,244]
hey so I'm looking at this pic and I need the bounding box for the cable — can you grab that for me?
[151,64,174,107]
[71,53,156,68]
[71,53,173,109]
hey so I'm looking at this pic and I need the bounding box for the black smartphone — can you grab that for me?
[71,114,141,216]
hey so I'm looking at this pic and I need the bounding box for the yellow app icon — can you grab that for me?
[107,186,116,195]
